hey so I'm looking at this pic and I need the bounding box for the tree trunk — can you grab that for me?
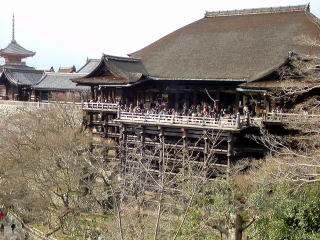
[228,214,243,240]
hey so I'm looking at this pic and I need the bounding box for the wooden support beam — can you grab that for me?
[227,132,234,169]
[182,128,188,163]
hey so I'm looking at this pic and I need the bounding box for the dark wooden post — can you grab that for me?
[235,91,240,112]
[158,127,164,176]
[182,128,188,163]
[119,124,127,179]
[227,132,234,169]
[139,125,146,157]
[203,135,208,177]
[103,113,108,137]
[91,86,94,100]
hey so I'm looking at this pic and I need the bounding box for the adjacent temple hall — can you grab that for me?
[73,4,320,170]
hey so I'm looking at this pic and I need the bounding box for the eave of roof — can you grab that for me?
[147,76,246,82]
[0,40,35,57]
[3,68,44,86]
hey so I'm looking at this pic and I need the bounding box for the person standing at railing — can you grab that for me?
[0,223,4,236]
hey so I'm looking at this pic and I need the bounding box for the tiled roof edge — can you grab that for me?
[205,4,310,18]
[103,54,141,62]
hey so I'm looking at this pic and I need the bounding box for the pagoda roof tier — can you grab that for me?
[0,40,35,58]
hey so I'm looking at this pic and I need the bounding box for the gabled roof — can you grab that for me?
[73,54,147,86]
[0,40,35,57]
[77,58,101,74]
[130,4,320,82]
[33,72,89,91]
[58,65,76,73]
[2,67,44,86]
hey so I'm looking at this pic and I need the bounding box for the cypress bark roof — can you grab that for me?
[130,4,320,82]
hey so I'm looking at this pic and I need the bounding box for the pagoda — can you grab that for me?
[0,15,43,100]
[0,15,35,67]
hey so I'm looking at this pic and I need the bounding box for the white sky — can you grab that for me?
[0,0,319,71]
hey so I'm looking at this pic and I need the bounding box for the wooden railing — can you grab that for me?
[118,112,248,129]
[82,102,119,111]
[265,112,320,123]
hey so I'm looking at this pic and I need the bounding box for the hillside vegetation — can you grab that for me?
[0,105,319,240]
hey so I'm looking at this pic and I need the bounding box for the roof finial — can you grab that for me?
[12,14,15,41]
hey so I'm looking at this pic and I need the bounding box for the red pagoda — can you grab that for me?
[0,15,35,67]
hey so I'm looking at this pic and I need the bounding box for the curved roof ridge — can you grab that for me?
[103,54,141,62]
[205,4,310,18]
[47,72,85,75]
[3,68,18,84]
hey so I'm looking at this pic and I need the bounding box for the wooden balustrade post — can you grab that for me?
[236,112,241,129]
[117,105,121,119]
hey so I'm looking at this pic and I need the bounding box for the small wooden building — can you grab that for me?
[33,72,90,102]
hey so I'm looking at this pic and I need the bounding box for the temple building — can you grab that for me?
[0,15,44,100]
[74,4,320,112]
[73,4,320,171]
[32,72,89,102]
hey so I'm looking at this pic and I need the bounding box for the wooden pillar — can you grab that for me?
[243,95,248,106]
[89,112,93,126]
[158,127,164,174]
[204,136,208,164]
[235,91,240,112]
[182,128,188,162]
[193,91,197,106]
[216,88,221,101]
[102,113,108,137]
[139,125,146,155]
[227,132,234,169]
[174,92,179,110]
[91,86,94,100]
[140,126,145,145]
[119,124,127,173]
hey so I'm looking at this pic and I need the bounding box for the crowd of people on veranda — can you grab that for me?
[90,97,267,119]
